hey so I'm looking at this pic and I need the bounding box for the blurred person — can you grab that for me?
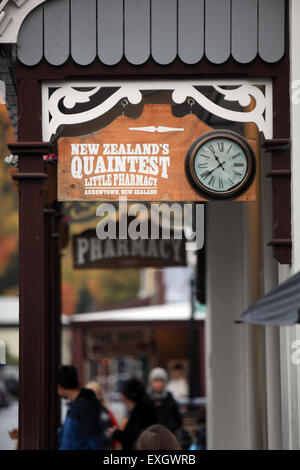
[86,380,118,449]
[8,428,18,450]
[109,378,156,450]
[57,365,104,450]
[166,363,188,401]
[147,367,182,434]
[136,424,181,450]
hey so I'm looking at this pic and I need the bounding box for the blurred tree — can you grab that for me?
[0,104,18,295]
[0,250,18,294]
[61,281,77,316]
[98,269,140,307]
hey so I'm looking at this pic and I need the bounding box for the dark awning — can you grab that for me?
[237,271,300,326]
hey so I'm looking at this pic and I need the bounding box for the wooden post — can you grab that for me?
[44,203,62,449]
[54,205,63,433]
[43,206,55,447]
[11,77,63,449]
[8,142,52,449]
[266,71,291,264]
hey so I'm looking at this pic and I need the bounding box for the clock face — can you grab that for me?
[185,130,255,199]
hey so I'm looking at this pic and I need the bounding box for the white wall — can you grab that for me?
[261,143,282,449]
[205,131,282,448]
[277,0,300,450]
[291,1,300,271]
[206,201,265,449]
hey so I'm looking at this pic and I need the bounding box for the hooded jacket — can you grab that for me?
[148,367,168,383]
[147,368,182,433]
[59,388,104,450]
[148,390,182,433]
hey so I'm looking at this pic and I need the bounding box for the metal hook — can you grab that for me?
[188,98,195,114]
[121,98,128,115]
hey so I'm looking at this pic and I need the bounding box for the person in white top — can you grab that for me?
[165,364,188,401]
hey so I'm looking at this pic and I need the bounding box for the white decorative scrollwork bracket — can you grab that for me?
[42,79,273,141]
[0,0,48,43]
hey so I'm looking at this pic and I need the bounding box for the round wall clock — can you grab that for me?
[185,130,256,199]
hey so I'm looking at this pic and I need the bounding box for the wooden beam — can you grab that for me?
[8,141,52,449]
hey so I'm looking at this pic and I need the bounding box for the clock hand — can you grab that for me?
[208,147,225,170]
[208,146,219,161]
[210,161,225,173]
[203,161,225,179]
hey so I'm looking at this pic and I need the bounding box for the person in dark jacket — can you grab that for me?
[86,381,119,449]
[109,378,156,450]
[147,368,182,434]
[57,365,104,450]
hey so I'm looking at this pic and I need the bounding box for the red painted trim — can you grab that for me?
[72,328,85,386]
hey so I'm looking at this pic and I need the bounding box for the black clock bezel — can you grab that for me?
[185,129,256,199]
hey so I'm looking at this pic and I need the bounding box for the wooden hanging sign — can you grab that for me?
[72,228,187,269]
[58,104,256,202]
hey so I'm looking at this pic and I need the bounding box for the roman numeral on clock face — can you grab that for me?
[197,163,208,168]
[233,170,242,176]
[208,176,215,187]
[201,170,210,180]
[234,162,244,167]
[217,142,224,152]
[219,178,224,189]
[232,152,241,159]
